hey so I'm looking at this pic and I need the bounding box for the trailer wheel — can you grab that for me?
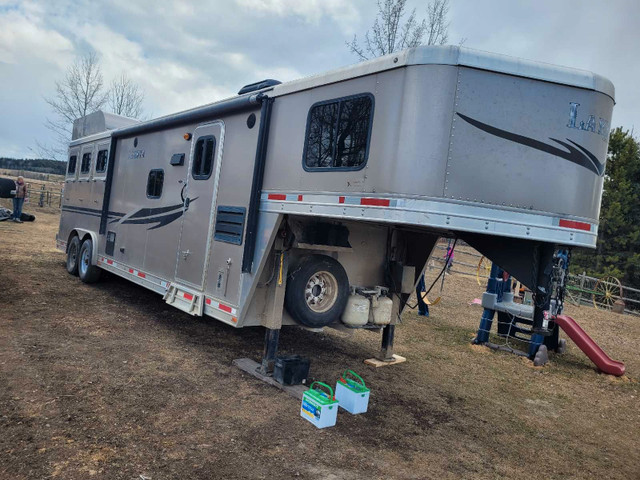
[285,254,349,328]
[66,236,81,275]
[78,239,101,283]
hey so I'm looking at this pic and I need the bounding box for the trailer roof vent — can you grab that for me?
[237,79,281,95]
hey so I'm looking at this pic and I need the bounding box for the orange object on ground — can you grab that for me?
[554,315,625,376]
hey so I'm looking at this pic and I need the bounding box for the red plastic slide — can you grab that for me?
[554,315,625,376]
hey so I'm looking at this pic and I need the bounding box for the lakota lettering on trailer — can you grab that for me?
[57,45,614,370]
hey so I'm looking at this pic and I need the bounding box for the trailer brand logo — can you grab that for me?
[566,102,609,141]
[456,112,605,177]
[129,149,145,159]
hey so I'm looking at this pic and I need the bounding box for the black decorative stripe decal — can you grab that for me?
[456,112,605,176]
[117,198,197,230]
[64,199,197,230]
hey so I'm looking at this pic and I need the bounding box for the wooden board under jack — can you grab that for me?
[364,354,407,368]
[232,358,308,400]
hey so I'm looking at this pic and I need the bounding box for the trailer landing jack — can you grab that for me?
[364,324,406,367]
[258,327,280,376]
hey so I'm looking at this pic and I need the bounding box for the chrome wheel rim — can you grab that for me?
[304,270,338,313]
[80,246,90,276]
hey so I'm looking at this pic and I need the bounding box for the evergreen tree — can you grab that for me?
[572,128,640,287]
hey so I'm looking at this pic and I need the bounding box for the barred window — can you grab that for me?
[67,155,77,176]
[303,94,374,171]
[192,136,216,180]
[146,169,164,198]
[80,152,92,175]
[96,149,108,173]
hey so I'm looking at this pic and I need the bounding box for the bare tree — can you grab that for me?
[41,52,109,159]
[108,73,144,119]
[426,0,449,46]
[347,0,450,61]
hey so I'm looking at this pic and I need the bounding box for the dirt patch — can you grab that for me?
[0,209,639,479]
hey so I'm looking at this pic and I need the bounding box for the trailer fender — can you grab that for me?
[70,228,99,266]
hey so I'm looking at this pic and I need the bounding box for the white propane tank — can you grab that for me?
[341,292,370,327]
[372,294,393,325]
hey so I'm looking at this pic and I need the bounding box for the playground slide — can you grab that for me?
[554,315,625,376]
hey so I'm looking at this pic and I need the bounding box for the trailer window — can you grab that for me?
[80,152,92,175]
[192,135,216,180]
[67,155,77,176]
[146,169,164,198]
[96,149,108,173]
[303,93,374,171]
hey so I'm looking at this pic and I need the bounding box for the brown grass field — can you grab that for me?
[0,203,638,479]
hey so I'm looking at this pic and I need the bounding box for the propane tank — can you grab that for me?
[371,291,393,326]
[341,289,370,327]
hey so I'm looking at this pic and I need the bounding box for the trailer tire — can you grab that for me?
[66,236,81,275]
[285,254,349,328]
[78,239,101,283]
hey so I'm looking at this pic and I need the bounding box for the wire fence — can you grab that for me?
[429,242,640,316]
[25,181,64,209]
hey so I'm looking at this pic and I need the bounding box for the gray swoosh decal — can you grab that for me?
[456,112,605,176]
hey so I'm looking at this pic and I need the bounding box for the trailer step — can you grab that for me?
[163,283,204,316]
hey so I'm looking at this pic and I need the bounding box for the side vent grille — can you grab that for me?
[214,206,246,245]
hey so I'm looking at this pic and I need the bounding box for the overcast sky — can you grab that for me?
[1,0,638,159]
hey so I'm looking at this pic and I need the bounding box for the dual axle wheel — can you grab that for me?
[66,236,101,283]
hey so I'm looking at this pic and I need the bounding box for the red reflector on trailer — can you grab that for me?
[268,193,287,201]
[219,304,232,313]
[339,196,345,204]
[107,259,113,265]
[183,293,194,301]
[206,298,212,305]
[360,198,390,207]
[297,194,303,201]
[128,268,134,274]
[559,219,591,231]
[138,272,146,278]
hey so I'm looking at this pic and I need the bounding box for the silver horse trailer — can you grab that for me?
[56,45,614,372]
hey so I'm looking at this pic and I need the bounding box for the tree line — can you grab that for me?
[0,158,66,175]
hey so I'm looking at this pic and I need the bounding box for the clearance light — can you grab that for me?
[183,133,192,141]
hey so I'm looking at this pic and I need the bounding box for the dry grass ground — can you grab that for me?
[0,206,638,479]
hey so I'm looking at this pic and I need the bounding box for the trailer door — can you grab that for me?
[175,121,224,288]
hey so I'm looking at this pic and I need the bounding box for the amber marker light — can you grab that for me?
[183,133,192,140]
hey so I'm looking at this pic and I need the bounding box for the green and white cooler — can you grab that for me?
[300,382,339,429]
[335,370,370,414]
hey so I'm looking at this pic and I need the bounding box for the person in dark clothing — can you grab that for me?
[416,273,429,317]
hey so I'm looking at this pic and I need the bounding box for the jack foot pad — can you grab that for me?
[364,354,407,368]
